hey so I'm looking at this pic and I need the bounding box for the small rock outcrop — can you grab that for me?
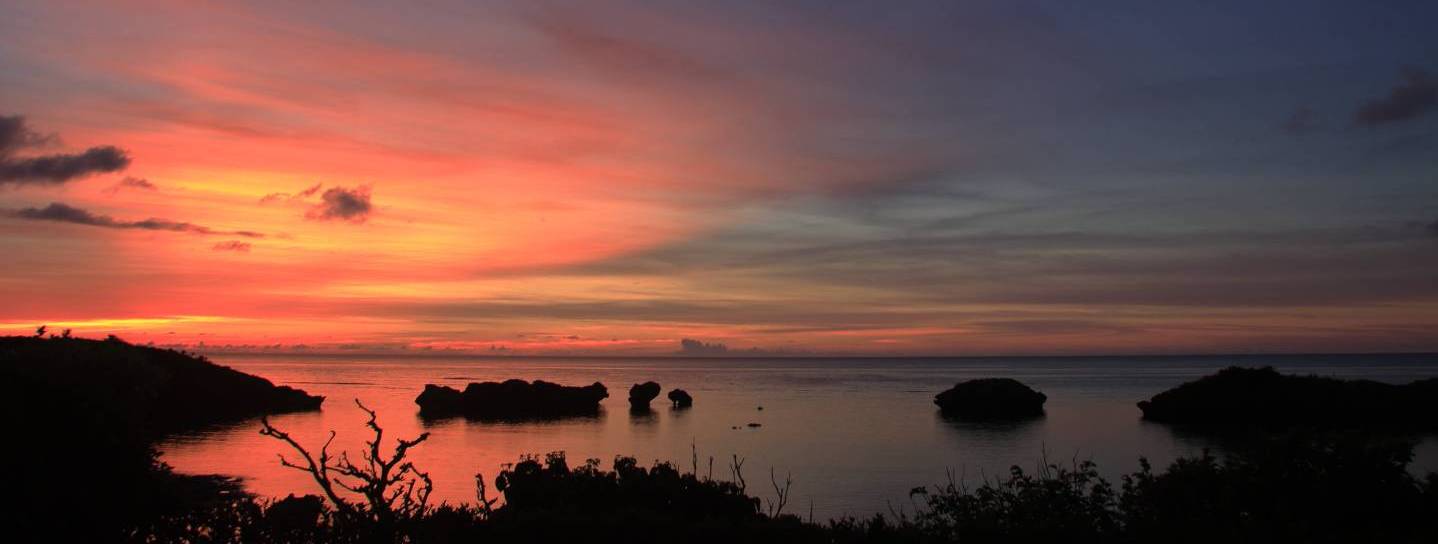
[668,389,693,408]
[1138,366,1438,429]
[628,381,661,409]
[415,379,608,419]
[934,378,1046,419]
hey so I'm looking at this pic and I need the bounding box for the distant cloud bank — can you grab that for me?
[679,338,728,355]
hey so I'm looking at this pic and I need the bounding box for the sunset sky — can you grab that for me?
[2,0,1436,355]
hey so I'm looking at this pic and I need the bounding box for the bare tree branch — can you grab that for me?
[259,399,432,525]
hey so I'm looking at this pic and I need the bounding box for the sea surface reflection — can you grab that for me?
[160,353,1438,519]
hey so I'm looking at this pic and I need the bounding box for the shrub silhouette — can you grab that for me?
[1118,434,1438,543]
[917,456,1120,542]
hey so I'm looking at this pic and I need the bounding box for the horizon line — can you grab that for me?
[202,349,1438,361]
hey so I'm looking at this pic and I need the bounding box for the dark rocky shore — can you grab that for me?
[415,379,609,419]
[1138,366,1438,429]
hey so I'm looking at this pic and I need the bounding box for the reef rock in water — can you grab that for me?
[934,378,1047,419]
[416,379,608,419]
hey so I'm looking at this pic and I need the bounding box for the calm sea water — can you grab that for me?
[160,353,1438,519]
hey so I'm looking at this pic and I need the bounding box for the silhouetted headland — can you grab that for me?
[1138,366,1438,429]
[1,333,322,540]
[0,335,322,433]
[934,378,1047,419]
[414,379,608,419]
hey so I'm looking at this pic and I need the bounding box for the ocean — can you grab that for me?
[159,353,1438,520]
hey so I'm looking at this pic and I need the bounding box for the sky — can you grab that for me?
[1,0,1436,356]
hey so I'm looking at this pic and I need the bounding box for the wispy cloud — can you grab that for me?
[259,183,321,204]
[9,202,264,237]
[212,241,253,252]
[103,176,158,195]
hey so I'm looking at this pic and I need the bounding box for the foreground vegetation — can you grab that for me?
[129,407,1438,543]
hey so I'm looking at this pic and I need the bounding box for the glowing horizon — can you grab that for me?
[3,1,1436,356]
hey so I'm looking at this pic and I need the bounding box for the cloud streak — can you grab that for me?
[0,115,131,186]
[212,241,253,252]
[103,176,157,195]
[259,183,321,204]
[8,202,264,237]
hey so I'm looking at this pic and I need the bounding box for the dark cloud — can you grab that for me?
[306,185,373,223]
[1354,67,1438,127]
[1428,219,1438,237]
[103,176,157,195]
[260,183,321,204]
[212,241,253,252]
[0,115,131,186]
[0,115,56,151]
[8,202,264,237]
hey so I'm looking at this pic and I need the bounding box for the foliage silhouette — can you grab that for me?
[125,410,1438,543]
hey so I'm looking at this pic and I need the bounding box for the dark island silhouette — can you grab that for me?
[1138,366,1438,429]
[934,378,1047,419]
[414,379,609,419]
[628,381,662,410]
[668,388,694,408]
